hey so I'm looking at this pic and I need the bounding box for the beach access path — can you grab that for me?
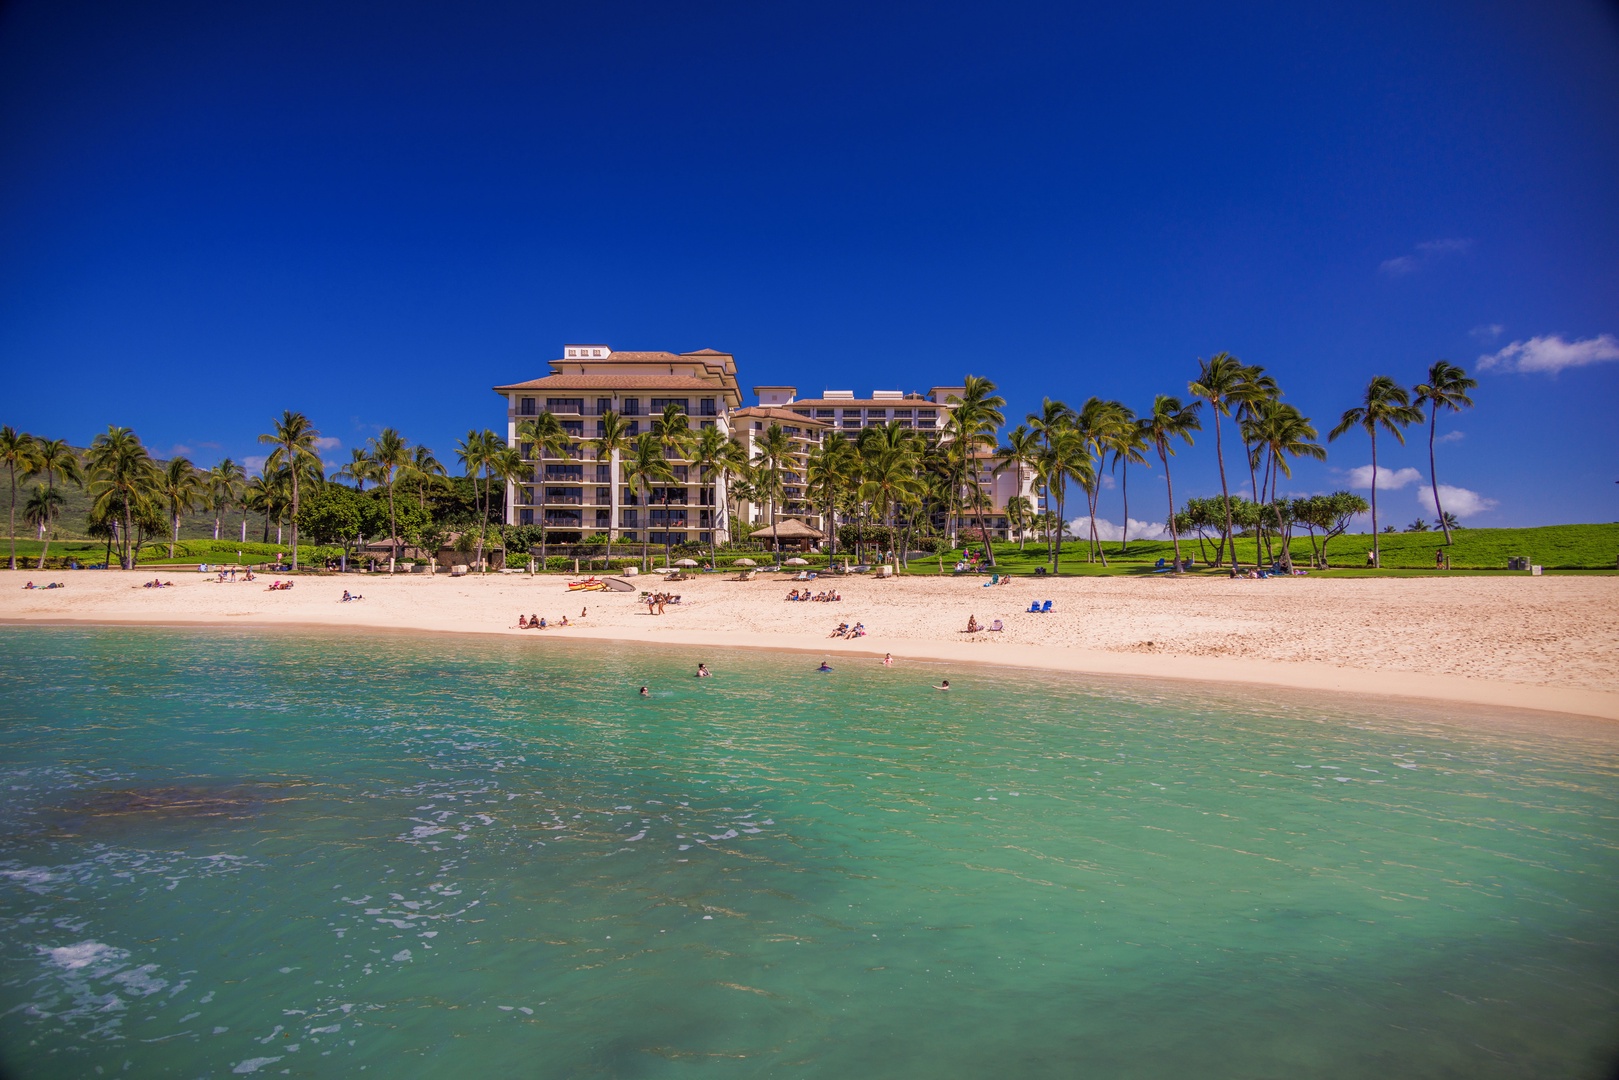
[3,569,1617,721]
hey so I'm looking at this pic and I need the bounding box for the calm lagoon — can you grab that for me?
[1,627,1617,1078]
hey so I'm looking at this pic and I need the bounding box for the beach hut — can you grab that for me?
[750,518,825,553]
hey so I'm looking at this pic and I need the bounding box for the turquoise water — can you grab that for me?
[1,628,1617,1078]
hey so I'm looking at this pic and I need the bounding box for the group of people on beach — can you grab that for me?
[518,608,586,630]
[785,589,841,602]
[266,580,294,591]
[635,654,947,694]
[829,621,867,638]
[212,567,252,582]
[21,582,65,590]
[643,592,680,615]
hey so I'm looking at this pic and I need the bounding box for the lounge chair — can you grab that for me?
[1040,600,1052,613]
[988,619,1004,632]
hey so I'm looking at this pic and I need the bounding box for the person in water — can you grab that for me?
[696,663,711,678]
[882,653,893,666]
[639,686,650,697]
[817,661,832,673]
[934,679,951,691]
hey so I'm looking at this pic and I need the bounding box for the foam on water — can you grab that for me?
[1,627,1617,1079]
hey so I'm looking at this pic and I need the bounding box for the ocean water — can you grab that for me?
[0,628,1617,1079]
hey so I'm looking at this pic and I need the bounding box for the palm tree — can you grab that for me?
[1144,395,1202,573]
[86,426,160,569]
[0,426,39,570]
[691,424,744,568]
[1188,353,1248,570]
[28,438,84,568]
[650,404,696,563]
[257,411,321,570]
[946,376,1006,567]
[1003,495,1034,550]
[995,424,1043,551]
[157,456,204,559]
[1027,399,1075,571]
[753,423,794,558]
[487,444,529,570]
[403,445,447,511]
[1329,375,1423,568]
[1254,402,1324,564]
[517,412,571,567]
[244,466,290,545]
[1073,398,1128,566]
[588,412,633,567]
[1043,426,1094,575]
[859,422,924,571]
[366,428,411,569]
[1234,366,1281,504]
[1107,407,1149,553]
[23,486,64,562]
[453,429,499,570]
[337,448,377,491]
[620,432,675,570]
[1413,360,1478,545]
[204,459,245,541]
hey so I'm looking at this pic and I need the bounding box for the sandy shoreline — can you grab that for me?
[3,568,1617,722]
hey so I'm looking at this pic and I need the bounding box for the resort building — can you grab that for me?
[729,405,830,537]
[493,346,744,548]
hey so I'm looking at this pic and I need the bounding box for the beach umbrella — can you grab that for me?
[733,557,758,567]
[674,558,698,567]
[784,557,809,566]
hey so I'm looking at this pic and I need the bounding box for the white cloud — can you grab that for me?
[1345,465,1423,491]
[313,436,342,450]
[1470,323,1505,344]
[1434,430,1465,444]
[1380,238,1472,276]
[166,444,193,458]
[1420,484,1498,519]
[1478,333,1619,375]
[1070,516,1171,542]
[244,455,267,473]
[1099,474,1116,490]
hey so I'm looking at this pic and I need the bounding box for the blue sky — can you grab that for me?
[2,1,1616,529]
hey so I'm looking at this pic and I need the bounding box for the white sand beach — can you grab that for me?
[5,568,1617,722]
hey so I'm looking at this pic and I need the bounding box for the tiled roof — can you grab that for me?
[493,374,731,393]
[682,348,731,356]
[731,407,830,426]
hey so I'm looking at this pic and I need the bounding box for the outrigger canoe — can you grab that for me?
[567,577,607,592]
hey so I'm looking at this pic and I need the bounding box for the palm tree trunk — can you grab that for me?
[1212,410,1236,570]
[1087,486,1107,567]
[122,501,134,570]
[387,480,398,572]
[1428,413,1451,545]
[170,510,179,559]
[1161,445,1183,574]
[1120,461,1129,553]
[7,466,17,570]
[1370,431,1380,568]
[290,469,300,571]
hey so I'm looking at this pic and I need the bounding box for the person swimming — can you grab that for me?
[882,653,893,666]
[817,661,832,673]
[639,686,650,697]
[934,679,951,691]
[696,663,710,678]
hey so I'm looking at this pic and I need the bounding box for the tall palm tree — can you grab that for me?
[753,423,794,558]
[367,428,411,569]
[86,426,159,569]
[453,429,499,570]
[1329,375,1423,568]
[946,376,1006,566]
[620,432,675,570]
[1144,395,1202,573]
[995,424,1043,549]
[1003,495,1034,550]
[487,444,529,571]
[204,459,245,541]
[1234,366,1281,504]
[588,411,633,567]
[650,404,696,562]
[0,426,39,570]
[1254,402,1324,564]
[1413,360,1478,545]
[28,438,84,568]
[1073,398,1128,566]
[158,456,204,559]
[1107,406,1150,553]
[1042,426,1094,576]
[517,411,571,566]
[1188,353,1248,570]
[690,423,744,568]
[1027,398,1074,569]
[859,421,924,570]
[244,466,291,545]
[257,411,321,570]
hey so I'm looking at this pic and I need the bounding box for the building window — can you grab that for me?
[649,398,688,413]
[816,409,835,418]
[595,509,610,527]
[544,464,583,480]
[699,531,712,544]
[596,464,612,483]
[670,465,689,482]
[627,421,640,435]
[620,509,639,526]
[597,398,613,415]
[700,420,715,429]
[545,487,583,504]
[519,508,533,525]
[699,398,717,416]
[622,399,641,416]
[546,398,584,414]
[596,487,612,504]
[519,397,536,416]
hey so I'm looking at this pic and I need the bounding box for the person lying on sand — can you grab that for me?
[23,582,35,589]
[341,590,363,602]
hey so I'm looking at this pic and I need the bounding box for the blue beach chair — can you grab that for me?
[1027,600,1041,613]
[1040,600,1053,613]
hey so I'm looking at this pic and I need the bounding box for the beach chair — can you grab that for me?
[1040,600,1053,613]
[1027,600,1041,613]
[988,619,1004,632]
